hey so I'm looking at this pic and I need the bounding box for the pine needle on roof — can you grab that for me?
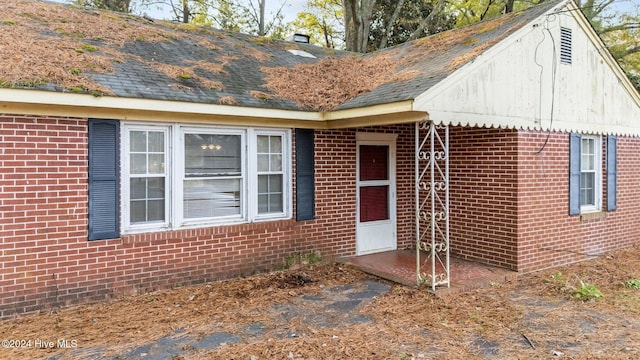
[262,55,415,112]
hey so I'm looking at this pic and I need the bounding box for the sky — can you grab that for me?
[48,0,309,23]
[45,0,639,25]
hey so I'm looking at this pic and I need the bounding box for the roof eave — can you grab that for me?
[0,89,428,129]
[324,100,428,128]
[0,88,327,128]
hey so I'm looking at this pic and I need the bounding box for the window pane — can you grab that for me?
[581,173,595,206]
[130,201,146,223]
[185,134,241,177]
[581,139,595,171]
[148,132,164,152]
[270,136,282,152]
[269,174,282,192]
[184,179,241,219]
[130,154,147,174]
[148,154,165,174]
[257,135,283,173]
[148,178,165,198]
[147,199,165,221]
[269,194,283,212]
[258,154,269,172]
[130,178,146,200]
[130,131,146,152]
[258,175,268,193]
[257,135,269,153]
[258,174,283,214]
[258,194,269,213]
[271,154,282,171]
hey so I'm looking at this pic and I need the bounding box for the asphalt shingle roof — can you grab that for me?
[0,0,562,112]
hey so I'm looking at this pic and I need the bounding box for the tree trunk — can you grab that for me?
[259,0,266,36]
[504,0,515,13]
[408,0,448,41]
[379,0,406,50]
[342,0,376,53]
[182,0,190,23]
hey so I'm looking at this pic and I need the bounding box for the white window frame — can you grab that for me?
[249,128,291,221]
[122,124,172,232]
[178,126,247,227]
[122,123,291,234]
[580,135,602,213]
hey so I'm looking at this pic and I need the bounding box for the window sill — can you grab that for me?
[580,211,607,221]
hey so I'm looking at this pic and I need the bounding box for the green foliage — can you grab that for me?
[291,0,343,48]
[70,68,82,75]
[572,280,603,301]
[179,73,192,79]
[72,0,131,13]
[544,271,571,293]
[625,279,640,289]
[2,20,16,25]
[68,86,86,93]
[368,0,455,51]
[81,44,98,52]
[282,251,322,269]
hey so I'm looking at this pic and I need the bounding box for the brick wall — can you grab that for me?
[0,115,416,317]
[10,114,638,316]
[448,127,640,273]
[516,131,640,272]
[449,127,519,270]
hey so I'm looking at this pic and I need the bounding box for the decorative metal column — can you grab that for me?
[415,121,450,290]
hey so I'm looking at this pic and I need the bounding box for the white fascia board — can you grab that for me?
[413,0,571,110]
[0,89,323,122]
[0,89,427,129]
[323,100,416,120]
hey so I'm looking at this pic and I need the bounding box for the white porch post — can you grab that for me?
[416,120,450,290]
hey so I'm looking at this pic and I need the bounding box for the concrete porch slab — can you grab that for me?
[341,250,517,295]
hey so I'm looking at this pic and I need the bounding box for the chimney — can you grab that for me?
[288,33,310,44]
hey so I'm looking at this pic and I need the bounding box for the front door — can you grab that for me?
[356,133,397,255]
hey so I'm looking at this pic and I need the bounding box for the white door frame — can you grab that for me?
[355,132,397,255]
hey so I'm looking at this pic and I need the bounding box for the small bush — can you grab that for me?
[625,279,640,289]
[573,280,602,301]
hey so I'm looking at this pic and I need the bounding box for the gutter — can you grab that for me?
[0,89,429,130]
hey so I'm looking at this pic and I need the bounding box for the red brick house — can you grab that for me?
[2,0,639,316]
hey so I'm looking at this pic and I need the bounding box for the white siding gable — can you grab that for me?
[414,1,640,136]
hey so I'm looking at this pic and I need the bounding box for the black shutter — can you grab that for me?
[88,119,120,240]
[295,129,315,221]
[569,133,581,215]
[607,135,617,211]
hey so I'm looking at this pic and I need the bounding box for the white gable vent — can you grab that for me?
[560,27,572,64]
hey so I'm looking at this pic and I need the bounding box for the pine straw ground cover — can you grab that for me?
[2,246,640,360]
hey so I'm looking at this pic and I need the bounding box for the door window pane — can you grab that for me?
[360,186,389,222]
[360,145,388,181]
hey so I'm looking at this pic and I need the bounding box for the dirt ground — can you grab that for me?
[2,246,640,360]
